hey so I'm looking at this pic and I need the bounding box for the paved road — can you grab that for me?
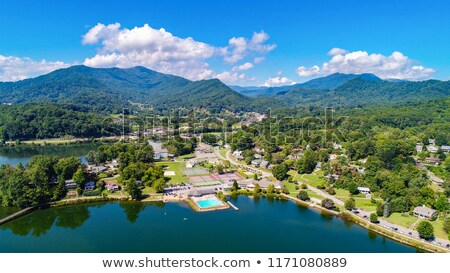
[214,147,272,178]
[306,182,450,250]
[215,147,450,250]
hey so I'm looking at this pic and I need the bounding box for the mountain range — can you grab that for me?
[0,65,253,113]
[0,66,449,114]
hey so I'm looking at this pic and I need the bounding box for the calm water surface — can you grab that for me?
[0,196,418,253]
[0,143,100,166]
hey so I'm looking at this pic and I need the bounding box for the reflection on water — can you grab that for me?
[0,143,100,166]
[0,197,417,253]
[1,205,90,237]
[120,202,145,223]
[1,201,168,237]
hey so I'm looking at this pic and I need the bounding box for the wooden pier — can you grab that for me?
[227,201,239,210]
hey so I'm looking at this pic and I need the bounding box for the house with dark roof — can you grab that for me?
[64,179,78,189]
[84,181,96,191]
[413,206,437,220]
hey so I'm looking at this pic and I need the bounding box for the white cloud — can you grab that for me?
[328,47,348,56]
[262,71,296,87]
[232,62,254,71]
[297,65,321,77]
[223,31,276,64]
[82,23,216,80]
[0,55,70,82]
[82,23,275,81]
[0,24,275,83]
[216,71,256,83]
[254,57,265,64]
[296,49,435,80]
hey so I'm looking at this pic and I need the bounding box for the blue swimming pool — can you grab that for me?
[197,197,222,208]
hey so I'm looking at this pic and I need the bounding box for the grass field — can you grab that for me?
[155,161,189,184]
[142,187,157,195]
[429,218,448,240]
[219,148,228,158]
[339,196,379,211]
[305,190,323,200]
[176,153,195,160]
[334,188,351,197]
[283,181,298,193]
[301,173,326,187]
[386,213,418,228]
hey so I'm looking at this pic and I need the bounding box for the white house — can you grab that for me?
[428,145,439,153]
[357,187,370,195]
[186,159,197,168]
[149,140,169,159]
[413,206,437,220]
[333,142,343,150]
[416,144,423,153]
[442,145,450,153]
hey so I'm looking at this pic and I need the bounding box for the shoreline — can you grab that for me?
[0,194,448,253]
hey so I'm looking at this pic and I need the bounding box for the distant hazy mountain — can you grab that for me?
[229,72,382,97]
[0,65,254,113]
[272,77,450,107]
[298,72,382,90]
[1,67,448,114]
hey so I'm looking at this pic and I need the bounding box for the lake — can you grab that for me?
[0,143,100,166]
[0,196,418,253]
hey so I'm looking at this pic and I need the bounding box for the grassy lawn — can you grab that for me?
[155,161,189,184]
[386,213,418,228]
[142,187,157,195]
[283,181,298,193]
[354,198,378,212]
[176,153,195,160]
[334,188,351,197]
[305,189,323,200]
[219,148,228,158]
[288,170,326,188]
[302,173,326,187]
[288,170,303,181]
[429,218,448,240]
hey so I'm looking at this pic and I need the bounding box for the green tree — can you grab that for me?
[54,156,81,180]
[369,213,378,223]
[345,198,356,210]
[72,167,87,187]
[348,182,358,195]
[417,221,434,240]
[152,178,166,193]
[376,202,384,216]
[443,157,450,172]
[321,198,335,210]
[232,180,239,191]
[434,195,449,212]
[215,164,224,174]
[267,184,275,194]
[443,217,450,233]
[297,190,310,201]
[253,183,260,194]
[272,163,289,180]
[253,173,258,180]
[300,150,317,174]
[126,179,142,200]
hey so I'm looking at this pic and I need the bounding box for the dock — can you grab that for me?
[227,201,239,210]
[0,206,36,226]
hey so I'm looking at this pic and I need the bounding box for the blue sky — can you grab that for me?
[0,0,449,85]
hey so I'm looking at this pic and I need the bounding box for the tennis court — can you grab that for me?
[188,175,221,186]
[183,167,209,176]
[214,172,244,182]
